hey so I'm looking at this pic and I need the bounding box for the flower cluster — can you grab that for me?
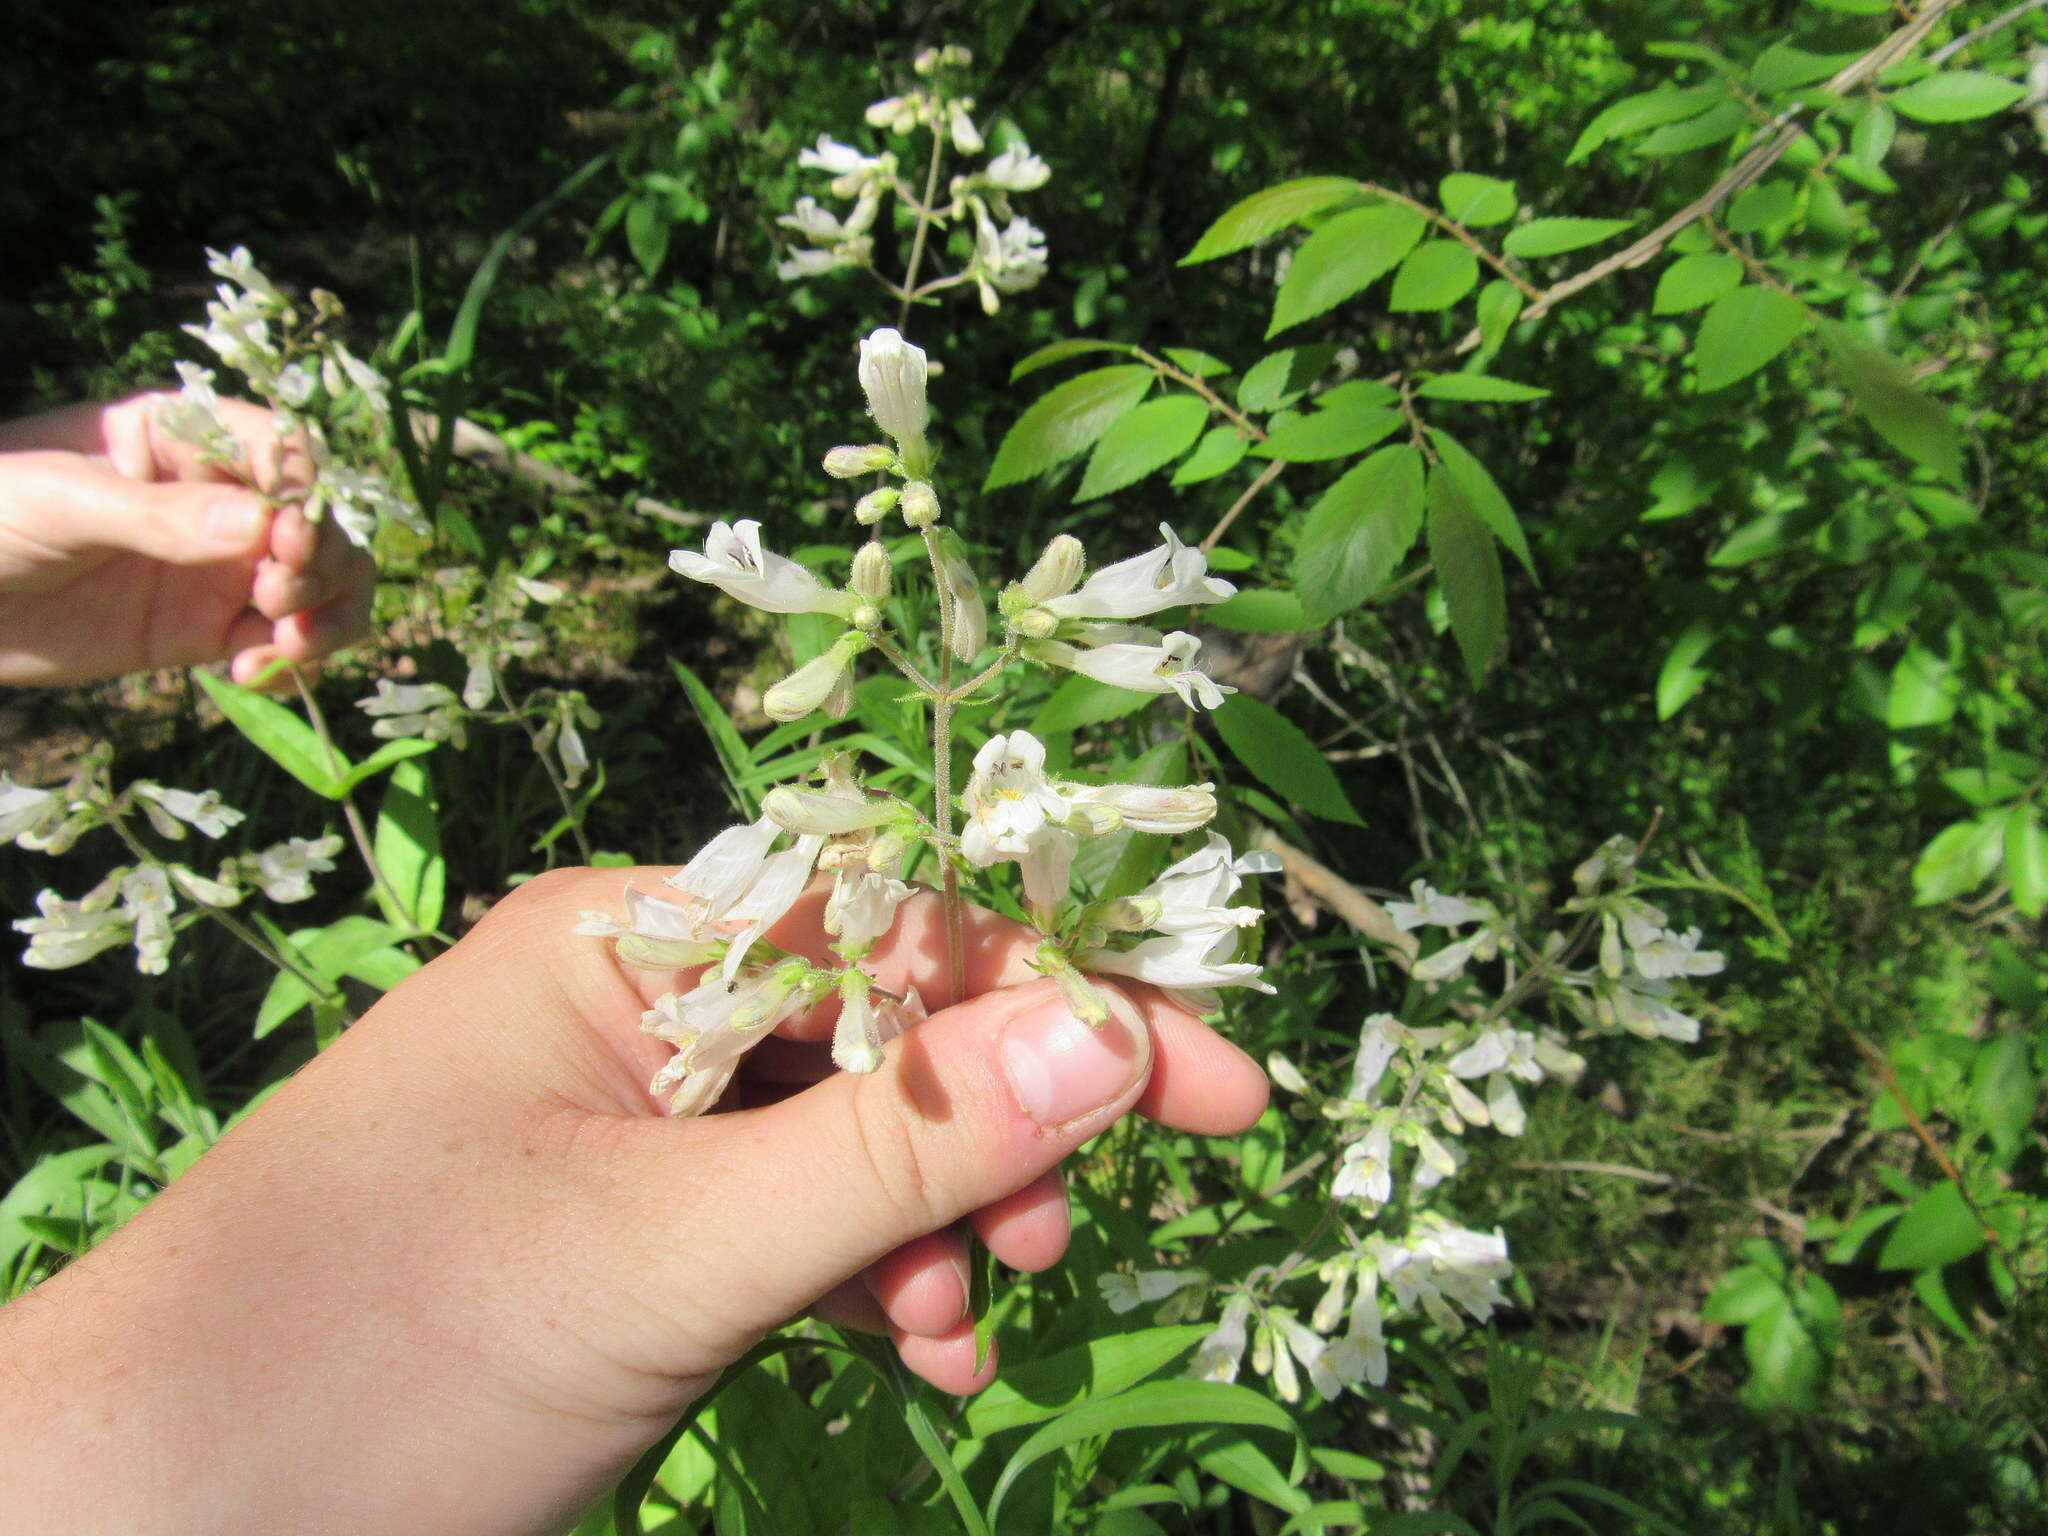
[5,752,341,976]
[584,324,1270,1115]
[1099,833,1725,1401]
[161,247,425,549]
[780,45,1053,314]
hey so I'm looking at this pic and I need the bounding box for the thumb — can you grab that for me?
[6,453,272,566]
[624,977,1153,1357]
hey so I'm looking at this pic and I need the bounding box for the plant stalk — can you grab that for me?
[920,526,967,1007]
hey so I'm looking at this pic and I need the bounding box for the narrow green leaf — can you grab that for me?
[1183,177,1363,263]
[1426,430,1534,576]
[1426,464,1506,686]
[194,670,347,799]
[1652,253,1744,315]
[1268,205,1427,335]
[1414,373,1549,403]
[1438,173,1517,226]
[1196,1434,1312,1515]
[986,365,1155,490]
[1691,286,1809,393]
[1639,98,1748,156]
[1252,403,1402,462]
[341,736,437,792]
[1213,694,1365,826]
[1817,321,1963,482]
[1388,241,1480,311]
[1010,338,1137,381]
[1205,589,1313,633]
[1162,346,1230,377]
[1568,85,1723,163]
[1293,442,1427,624]
[669,658,755,815]
[1474,279,1525,356]
[964,1326,1210,1437]
[373,757,444,936]
[1502,217,1632,259]
[1751,42,1861,94]
[1172,425,1253,485]
[1852,104,1897,167]
[1076,395,1210,501]
[1891,71,2027,124]
[1656,618,1719,720]
[1878,1181,1984,1271]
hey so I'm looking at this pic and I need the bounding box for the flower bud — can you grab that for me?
[866,826,916,878]
[913,46,940,76]
[1063,801,1123,836]
[763,632,868,722]
[824,668,856,719]
[942,44,972,68]
[824,443,896,478]
[1267,1053,1310,1095]
[1090,896,1162,932]
[850,541,893,603]
[900,480,940,529]
[854,486,900,525]
[851,603,884,633]
[1020,533,1086,603]
[857,328,931,472]
[1010,605,1059,639]
[948,100,984,155]
[762,784,905,836]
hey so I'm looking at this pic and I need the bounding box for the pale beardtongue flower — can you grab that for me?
[0,776,71,849]
[244,834,345,903]
[1098,1268,1203,1315]
[357,680,466,745]
[1040,524,1236,621]
[1385,880,1494,932]
[669,519,854,617]
[1030,631,1236,711]
[1190,1295,1253,1384]
[983,143,1051,192]
[856,327,930,461]
[1631,925,1726,979]
[132,783,246,841]
[1083,834,1278,1006]
[14,879,135,970]
[824,867,916,953]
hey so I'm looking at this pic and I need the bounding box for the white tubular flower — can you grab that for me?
[798,134,868,176]
[0,776,67,848]
[1017,533,1086,604]
[1312,1266,1351,1335]
[1018,825,1078,922]
[763,633,869,723]
[1633,926,1726,980]
[1043,526,1234,620]
[777,247,859,282]
[120,866,178,975]
[576,815,809,972]
[972,208,1049,295]
[317,462,427,546]
[14,882,134,970]
[1573,833,1638,893]
[669,519,854,617]
[825,867,916,954]
[323,341,390,413]
[778,196,853,242]
[168,864,242,909]
[205,246,283,304]
[1445,1026,1540,1083]
[832,971,885,1075]
[936,533,986,663]
[1059,780,1217,835]
[984,143,1051,192]
[644,962,819,1116]
[864,93,920,135]
[274,362,316,409]
[824,444,897,478]
[960,732,1068,866]
[1267,1052,1309,1095]
[1589,976,1705,1044]
[1191,1295,1253,1384]
[1277,1313,1342,1402]
[947,99,984,154]
[133,783,246,840]
[1332,1122,1394,1208]
[1099,1268,1201,1316]
[1350,1014,1409,1101]
[462,659,496,710]
[1035,631,1235,711]
[1385,880,1494,932]
[763,783,902,838]
[1083,834,1273,1000]
[1322,1272,1387,1389]
[243,834,344,903]
[857,327,931,465]
[153,363,242,460]
[357,680,465,745]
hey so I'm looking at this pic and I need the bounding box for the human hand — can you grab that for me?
[0,393,376,687]
[0,866,1267,1534]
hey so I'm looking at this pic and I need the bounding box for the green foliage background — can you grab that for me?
[4,1,2046,1531]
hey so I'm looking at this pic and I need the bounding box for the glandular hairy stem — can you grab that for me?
[919,525,967,1008]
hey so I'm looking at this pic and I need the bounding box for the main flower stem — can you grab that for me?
[289,665,421,939]
[895,131,948,333]
[920,526,966,1008]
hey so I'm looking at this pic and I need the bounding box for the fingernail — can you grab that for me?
[205,498,266,544]
[999,994,1145,1129]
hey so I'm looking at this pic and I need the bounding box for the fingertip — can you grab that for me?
[268,501,320,569]
[892,1323,1000,1395]
[970,1170,1070,1272]
[1134,1007,1270,1137]
[864,1228,970,1339]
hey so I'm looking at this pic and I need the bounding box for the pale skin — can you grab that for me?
[0,389,1268,1530]
[0,871,1268,1533]
[0,392,376,687]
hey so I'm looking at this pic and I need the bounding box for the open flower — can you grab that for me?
[669,520,854,617]
[1083,834,1276,1006]
[241,835,345,903]
[1190,1295,1254,1384]
[1031,630,1235,711]
[357,680,466,745]
[960,733,1069,866]
[1042,525,1234,621]
[857,328,931,466]
[1386,881,1494,932]
[983,143,1051,192]
[133,784,245,841]
[0,776,69,849]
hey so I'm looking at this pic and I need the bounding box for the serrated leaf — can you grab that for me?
[1388,240,1479,311]
[1426,429,1534,576]
[1172,426,1252,485]
[373,756,444,936]
[1009,338,1137,381]
[1163,346,1230,377]
[1237,345,1338,412]
[1268,205,1427,335]
[1911,817,2006,905]
[1652,253,1744,315]
[1657,618,1719,720]
[1727,180,1798,234]
[1293,443,1427,624]
[1640,98,1748,156]
[1213,694,1364,825]
[1751,42,1861,94]
[2005,806,2048,918]
[1252,401,1402,462]
[1426,465,1506,686]
[1414,373,1549,402]
[1852,104,1897,167]
[1892,71,2028,124]
[985,365,1154,490]
[1878,1181,1984,1271]
[1438,173,1517,226]
[195,670,348,799]
[1817,321,1963,482]
[1183,176,1363,263]
[1692,286,1809,392]
[1075,394,1210,501]
[1568,85,1723,164]
[1502,217,1633,259]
